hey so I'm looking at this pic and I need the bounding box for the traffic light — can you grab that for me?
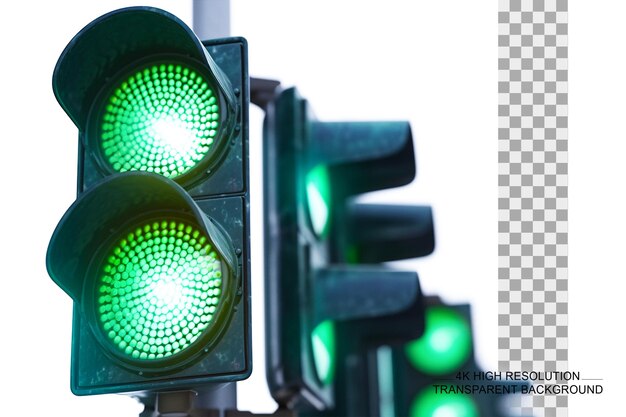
[264,87,434,413]
[52,6,245,195]
[46,7,250,395]
[392,299,521,417]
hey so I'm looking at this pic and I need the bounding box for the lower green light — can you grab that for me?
[97,219,223,361]
[98,62,221,180]
[306,165,331,237]
[410,389,478,417]
[311,320,336,385]
[405,306,472,375]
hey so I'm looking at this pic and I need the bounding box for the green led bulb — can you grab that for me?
[98,62,220,179]
[306,165,331,237]
[410,388,478,417]
[96,219,223,361]
[405,306,472,375]
[311,320,336,385]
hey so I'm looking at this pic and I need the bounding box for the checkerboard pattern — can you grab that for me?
[498,1,568,416]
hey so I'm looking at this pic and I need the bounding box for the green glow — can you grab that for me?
[405,306,472,375]
[306,165,331,236]
[311,320,336,385]
[97,219,223,361]
[410,389,478,417]
[99,62,220,179]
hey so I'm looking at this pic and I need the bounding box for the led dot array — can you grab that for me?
[99,63,220,179]
[97,219,223,361]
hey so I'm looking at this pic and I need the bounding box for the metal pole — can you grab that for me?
[193,0,231,40]
[144,384,237,417]
[193,384,238,412]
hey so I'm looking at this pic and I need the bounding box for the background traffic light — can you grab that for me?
[264,86,435,415]
[46,7,251,396]
[392,298,525,417]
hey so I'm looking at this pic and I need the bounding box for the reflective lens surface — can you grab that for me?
[97,219,223,361]
[306,165,331,237]
[99,62,220,179]
[311,319,336,385]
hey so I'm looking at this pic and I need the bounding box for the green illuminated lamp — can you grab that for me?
[53,8,238,189]
[311,320,336,385]
[48,173,239,375]
[410,389,478,417]
[306,165,331,237]
[405,306,472,375]
[95,219,224,364]
[94,61,223,182]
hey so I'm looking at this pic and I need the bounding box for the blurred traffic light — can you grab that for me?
[393,299,521,417]
[264,87,434,414]
[46,7,250,396]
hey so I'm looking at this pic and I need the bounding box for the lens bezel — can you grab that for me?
[85,54,237,189]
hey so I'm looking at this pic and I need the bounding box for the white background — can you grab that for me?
[0,1,620,415]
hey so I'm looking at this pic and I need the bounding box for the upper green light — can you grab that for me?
[97,219,223,361]
[410,388,478,417]
[405,306,472,375]
[311,320,336,385]
[306,165,331,237]
[99,62,220,179]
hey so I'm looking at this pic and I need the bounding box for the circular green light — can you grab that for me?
[99,62,220,179]
[405,306,472,375]
[410,388,478,417]
[96,219,223,361]
[311,320,336,385]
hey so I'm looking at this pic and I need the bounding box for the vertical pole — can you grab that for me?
[193,384,238,412]
[193,0,231,40]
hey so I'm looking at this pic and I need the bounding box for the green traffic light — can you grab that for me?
[98,61,220,179]
[405,306,472,375]
[49,6,251,393]
[96,218,223,362]
[311,319,336,385]
[306,165,331,237]
[410,388,478,417]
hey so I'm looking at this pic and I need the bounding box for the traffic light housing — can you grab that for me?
[392,299,521,417]
[46,7,250,395]
[264,87,434,412]
[52,6,245,196]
